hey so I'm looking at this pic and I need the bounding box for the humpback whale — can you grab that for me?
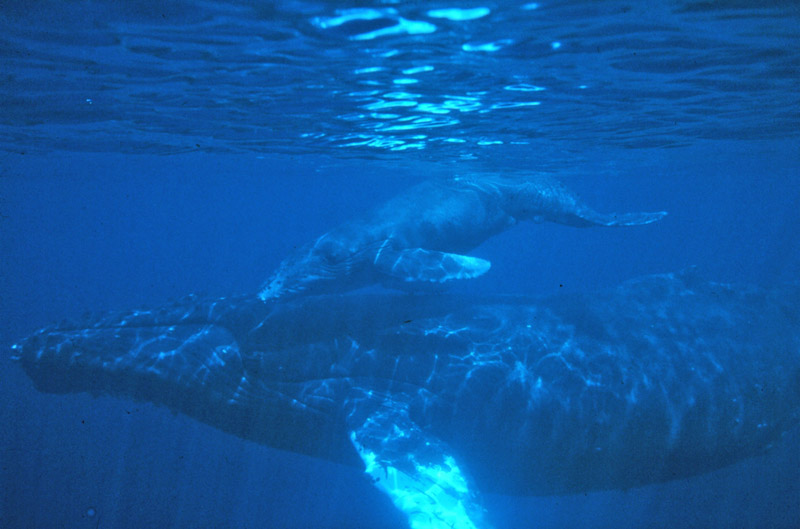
[259,174,667,301]
[13,271,800,529]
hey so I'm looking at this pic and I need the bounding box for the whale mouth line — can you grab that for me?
[261,242,390,300]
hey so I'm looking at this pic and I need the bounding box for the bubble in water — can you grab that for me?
[87,508,96,518]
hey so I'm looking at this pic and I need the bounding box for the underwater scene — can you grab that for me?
[1,1,799,528]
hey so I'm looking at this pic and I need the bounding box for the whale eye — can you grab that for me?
[318,240,346,264]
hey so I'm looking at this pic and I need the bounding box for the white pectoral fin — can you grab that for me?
[349,405,492,529]
[375,247,491,283]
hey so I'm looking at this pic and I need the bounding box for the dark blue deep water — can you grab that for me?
[1,1,799,528]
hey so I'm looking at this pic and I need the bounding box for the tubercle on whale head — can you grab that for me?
[258,251,343,303]
[9,342,22,362]
[259,234,370,302]
[258,243,321,302]
[258,273,287,301]
[258,269,316,302]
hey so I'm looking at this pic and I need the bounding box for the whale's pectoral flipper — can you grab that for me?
[374,247,491,284]
[570,208,668,228]
[349,401,492,529]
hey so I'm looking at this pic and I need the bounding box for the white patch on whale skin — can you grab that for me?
[350,432,480,529]
[443,254,491,282]
[258,273,287,301]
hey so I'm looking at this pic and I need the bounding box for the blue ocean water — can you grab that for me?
[1,1,799,528]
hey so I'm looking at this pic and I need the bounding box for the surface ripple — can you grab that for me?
[1,0,798,159]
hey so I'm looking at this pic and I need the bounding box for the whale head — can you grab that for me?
[258,259,333,301]
[259,235,365,302]
[259,252,334,301]
[10,296,360,462]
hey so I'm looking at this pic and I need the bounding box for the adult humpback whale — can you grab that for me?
[259,174,667,300]
[13,271,800,529]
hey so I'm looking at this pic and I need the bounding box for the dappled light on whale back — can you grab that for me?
[13,271,800,528]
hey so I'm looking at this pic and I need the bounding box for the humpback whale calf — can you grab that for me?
[13,271,800,529]
[259,174,667,300]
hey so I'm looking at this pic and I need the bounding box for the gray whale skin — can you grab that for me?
[13,270,800,529]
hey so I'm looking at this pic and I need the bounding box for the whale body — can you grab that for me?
[13,271,800,528]
[259,175,667,301]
